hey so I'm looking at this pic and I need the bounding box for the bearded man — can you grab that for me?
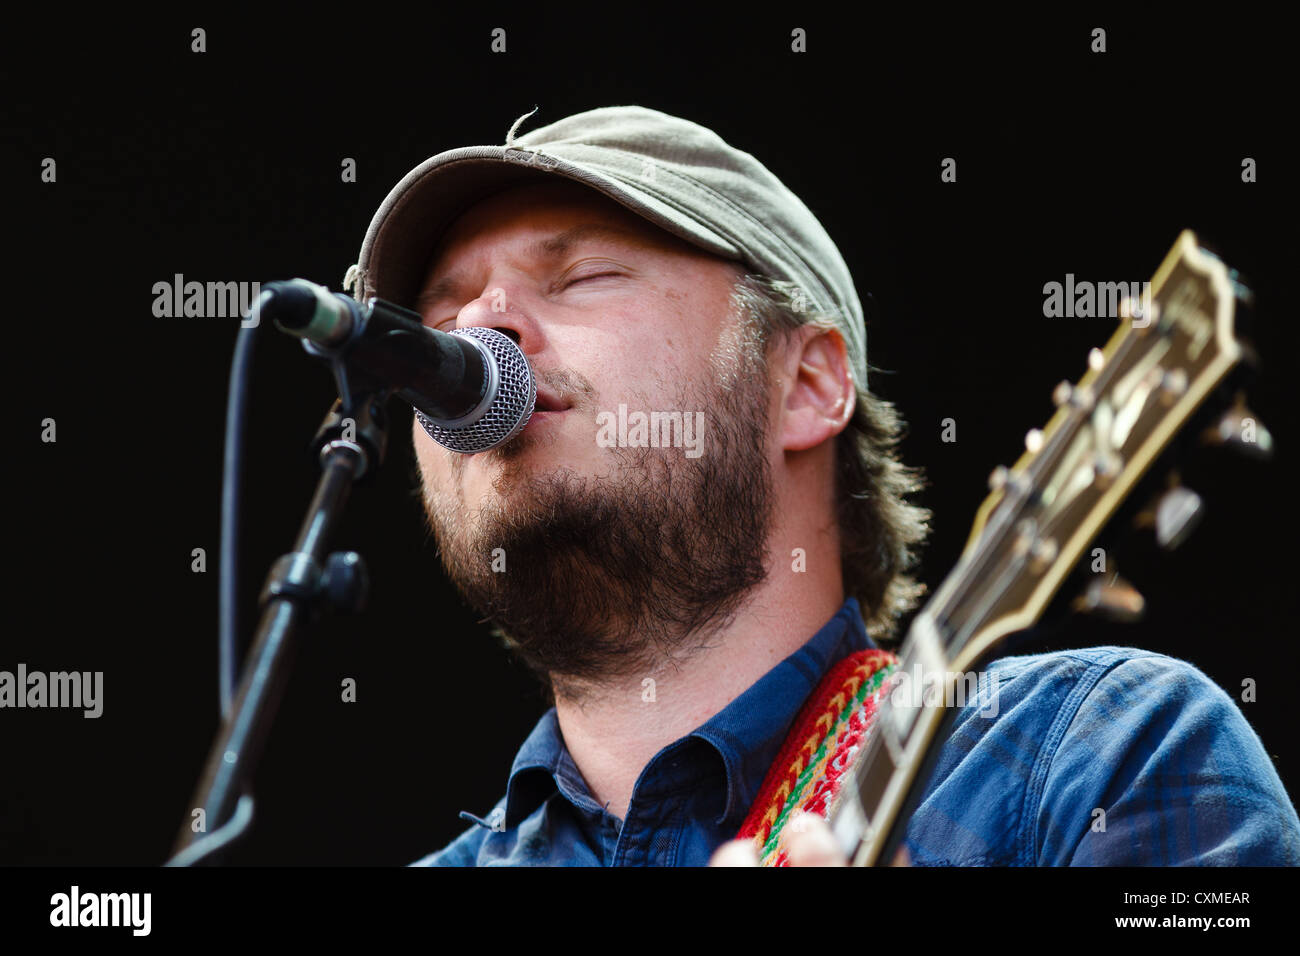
[343,106,1300,867]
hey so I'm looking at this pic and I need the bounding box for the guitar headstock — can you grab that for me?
[938,230,1263,674]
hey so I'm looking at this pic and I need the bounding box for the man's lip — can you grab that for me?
[532,387,571,414]
[523,407,567,434]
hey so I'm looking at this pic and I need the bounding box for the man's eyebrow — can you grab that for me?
[416,223,643,309]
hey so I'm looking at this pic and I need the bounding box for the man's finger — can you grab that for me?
[709,838,759,866]
[783,811,847,867]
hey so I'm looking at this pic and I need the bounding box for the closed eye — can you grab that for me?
[426,270,626,329]
[562,271,622,289]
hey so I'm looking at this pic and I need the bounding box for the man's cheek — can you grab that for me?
[412,433,456,494]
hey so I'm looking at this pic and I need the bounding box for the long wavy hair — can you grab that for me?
[730,273,931,639]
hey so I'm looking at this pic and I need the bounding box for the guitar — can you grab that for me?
[828,230,1267,866]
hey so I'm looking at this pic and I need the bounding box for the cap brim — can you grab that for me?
[356,145,743,308]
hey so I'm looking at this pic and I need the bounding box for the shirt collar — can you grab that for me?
[689,597,875,824]
[501,597,875,828]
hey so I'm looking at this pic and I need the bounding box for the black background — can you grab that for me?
[5,10,1296,867]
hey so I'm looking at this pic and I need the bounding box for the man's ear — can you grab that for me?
[774,325,856,453]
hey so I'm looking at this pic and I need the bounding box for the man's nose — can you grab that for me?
[455,286,540,351]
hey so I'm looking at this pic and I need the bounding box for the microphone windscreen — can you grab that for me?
[416,327,535,454]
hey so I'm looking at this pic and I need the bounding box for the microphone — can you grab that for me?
[259,279,535,453]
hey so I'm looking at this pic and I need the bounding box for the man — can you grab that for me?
[345,105,1300,866]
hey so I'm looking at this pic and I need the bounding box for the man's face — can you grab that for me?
[413,178,752,501]
[412,178,777,691]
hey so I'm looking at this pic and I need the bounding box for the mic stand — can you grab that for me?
[167,349,391,866]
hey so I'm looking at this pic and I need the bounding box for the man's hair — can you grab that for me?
[730,274,931,640]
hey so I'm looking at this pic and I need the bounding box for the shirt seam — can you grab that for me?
[1020,655,1132,865]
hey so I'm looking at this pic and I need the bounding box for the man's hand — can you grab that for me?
[708,811,910,866]
[709,811,846,865]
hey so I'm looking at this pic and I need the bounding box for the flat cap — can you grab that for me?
[347,105,868,388]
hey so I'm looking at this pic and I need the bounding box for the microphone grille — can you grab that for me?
[416,327,536,454]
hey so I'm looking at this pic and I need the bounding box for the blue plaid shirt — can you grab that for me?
[413,598,1300,866]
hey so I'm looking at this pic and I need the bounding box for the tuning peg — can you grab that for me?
[1154,485,1204,550]
[988,465,1032,497]
[1135,475,1204,550]
[1054,380,1095,411]
[1202,391,1274,460]
[1072,571,1145,622]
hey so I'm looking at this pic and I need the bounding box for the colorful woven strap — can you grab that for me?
[735,648,899,866]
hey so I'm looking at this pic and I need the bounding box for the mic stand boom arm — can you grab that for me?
[167,343,391,866]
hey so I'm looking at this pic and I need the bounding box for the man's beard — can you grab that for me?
[419,336,775,699]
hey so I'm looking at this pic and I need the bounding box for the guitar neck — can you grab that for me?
[828,604,985,867]
[827,230,1249,866]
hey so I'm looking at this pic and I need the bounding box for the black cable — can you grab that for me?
[220,320,259,718]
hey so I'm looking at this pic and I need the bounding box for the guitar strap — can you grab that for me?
[735,648,899,866]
